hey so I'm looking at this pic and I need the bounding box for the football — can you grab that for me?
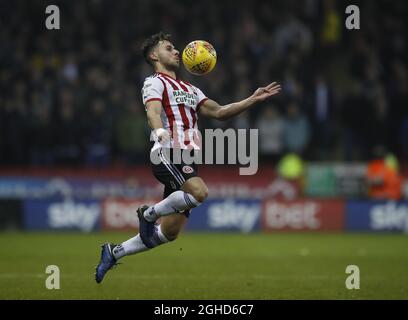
[182,40,217,75]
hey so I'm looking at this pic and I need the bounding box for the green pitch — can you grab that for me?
[1,232,407,299]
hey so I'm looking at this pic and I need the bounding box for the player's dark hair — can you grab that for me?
[142,31,172,66]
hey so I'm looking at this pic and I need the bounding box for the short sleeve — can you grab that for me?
[194,86,208,109]
[141,77,164,106]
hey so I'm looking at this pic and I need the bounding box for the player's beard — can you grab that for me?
[166,59,179,72]
[161,54,180,71]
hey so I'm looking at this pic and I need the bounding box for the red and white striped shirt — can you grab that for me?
[142,72,208,151]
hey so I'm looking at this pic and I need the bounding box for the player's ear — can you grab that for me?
[149,50,159,64]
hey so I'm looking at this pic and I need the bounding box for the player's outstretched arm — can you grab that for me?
[199,82,281,121]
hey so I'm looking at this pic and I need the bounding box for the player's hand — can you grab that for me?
[251,82,281,102]
[155,128,170,144]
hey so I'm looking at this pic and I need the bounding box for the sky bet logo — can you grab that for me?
[48,199,100,232]
[207,200,260,233]
[370,202,408,232]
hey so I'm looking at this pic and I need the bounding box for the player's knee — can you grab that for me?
[163,230,179,241]
[191,186,208,203]
[160,222,182,241]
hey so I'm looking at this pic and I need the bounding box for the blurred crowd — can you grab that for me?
[0,0,407,167]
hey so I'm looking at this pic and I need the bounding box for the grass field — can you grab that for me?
[1,232,407,300]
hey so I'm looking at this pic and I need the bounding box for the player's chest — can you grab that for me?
[168,89,199,109]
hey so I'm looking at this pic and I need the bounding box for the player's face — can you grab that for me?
[155,40,180,70]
